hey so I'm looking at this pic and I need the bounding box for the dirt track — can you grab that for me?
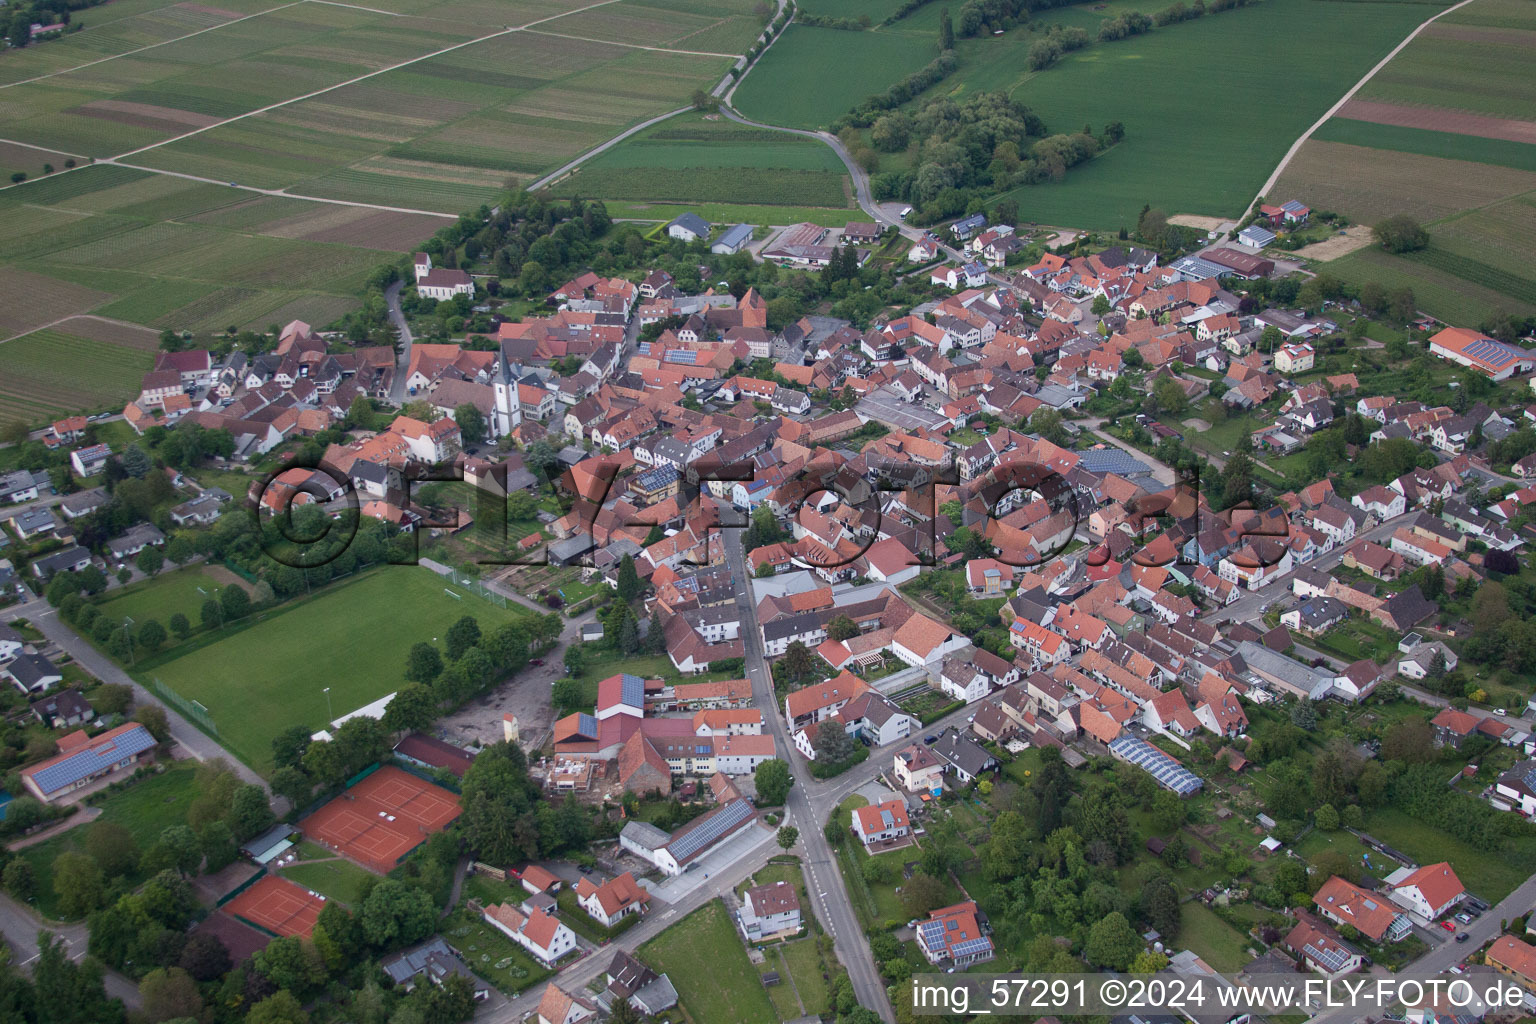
[1337,98,1536,144]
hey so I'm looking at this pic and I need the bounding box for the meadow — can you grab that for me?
[93,565,254,652]
[141,567,532,774]
[638,899,779,1024]
[21,762,202,920]
[1270,0,1536,325]
[550,111,855,209]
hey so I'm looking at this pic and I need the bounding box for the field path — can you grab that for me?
[521,28,739,57]
[0,313,162,346]
[1253,0,1481,206]
[525,104,691,192]
[0,2,309,92]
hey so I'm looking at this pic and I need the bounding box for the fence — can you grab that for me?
[419,558,510,609]
[147,675,218,737]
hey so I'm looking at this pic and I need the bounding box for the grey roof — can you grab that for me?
[60,488,107,516]
[1034,384,1084,408]
[712,223,753,249]
[931,729,996,779]
[1236,640,1332,693]
[667,213,710,238]
[1169,255,1231,281]
[1075,448,1152,477]
[632,973,679,1014]
[32,546,91,577]
[0,470,39,499]
[240,823,297,859]
[380,937,478,988]
[108,522,165,556]
[27,723,155,795]
[620,820,671,851]
[13,507,57,534]
[5,652,60,688]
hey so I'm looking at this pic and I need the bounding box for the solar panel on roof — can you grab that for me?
[668,798,753,862]
[620,674,645,707]
[30,725,155,794]
[952,938,993,958]
[576,713,598,737]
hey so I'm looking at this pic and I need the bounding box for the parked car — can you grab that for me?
[529,658,544,666]
[1455,932,1470,943]
[1441,921,1456,932]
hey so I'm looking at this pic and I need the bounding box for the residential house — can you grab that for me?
[1388,862,1465,921]
[1312,876,1412,943]
[915,901,993,967]
[851,799,910,847]
[574,872,649,929]
[482,902,577,966]
[740,880,801,940]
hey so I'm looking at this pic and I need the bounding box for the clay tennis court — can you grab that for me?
[302,766,461,873]
[223,875,325,938]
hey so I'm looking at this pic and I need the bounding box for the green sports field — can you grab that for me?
[141,567,532,775]
[550,111,855,209]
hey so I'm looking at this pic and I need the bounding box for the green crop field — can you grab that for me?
[733,23,940,129]
[551,111,855,207]
[1270,0,1536,325]
[1311,118,1536,174]
[142,567,532,774]
[971,0,1448,229]
[639,900,778,1024]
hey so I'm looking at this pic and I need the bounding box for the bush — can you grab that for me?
[1374,215,1428,254]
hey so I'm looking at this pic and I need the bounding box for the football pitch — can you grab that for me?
[144,566,531,774]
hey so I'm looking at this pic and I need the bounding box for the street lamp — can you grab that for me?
[323,686,333,723]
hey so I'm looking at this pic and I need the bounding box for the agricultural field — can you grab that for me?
[142,566,533,774]
[0,0,754,209]
[1271,0,1536,324]
[0,323,157,423]
[732,22,940,130]
[970,0,1448,229]
[0,163,436,423]
[603,200,859,226]
[550,111,855,209]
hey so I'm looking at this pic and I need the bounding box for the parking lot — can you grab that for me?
[858,388,949,432]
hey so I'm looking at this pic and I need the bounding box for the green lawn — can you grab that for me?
[1362,806,1536,902]
[602,201,863,226]
[92,565,251,652]
[22,762,201,920]
[780,937,832,1015]
[277,855,377,905]
[638,899,777,1024]
[554,887,641,943]
[439,907,552,996]
[1178,901,1252,972]
[140,567,532,774]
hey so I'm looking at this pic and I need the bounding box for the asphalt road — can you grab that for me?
[720,519,897,1022]
[386,279,414,406]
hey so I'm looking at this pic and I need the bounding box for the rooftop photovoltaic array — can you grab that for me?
[667,798,753,862]
[1108,736,1203,796]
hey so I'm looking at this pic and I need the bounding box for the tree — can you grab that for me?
[33,931,123,1024]
[1130,950,1170,975]
[382,683,437,734]
[272,725,312,770]
[452,404,485,445]
[1315,803,1340,831]
[824,817,845,846]
[84,822,139,880]
[1374,215,1429,254]
[776,825,799,850]
[754,759,792,805]
[939,5,954,48]
[900,873,951,918]
[2,859,34,901]
[93,683,133,716]
[615,554,642,604]
[200,598,222,631]
[158,825,202,876]
[134,705,171,743]
[1085,911,1141,970]
[136,547,164,576]
[405,642,444,685]
[812,721,855,764]
[138,967,202,1024]
[52,852,106,918]
[246,990,309,1024]
[358,879,436,948]
[179,932,231,982]
[121,445,152,478]
[200,820,238,873]
[826,615,859,642]
[1380,719,1434,764]
[168,612,190,639]
[137,619,168,654]
[228,784,274,841]
[445,616,481,661]
[220,584,250,620]
[1092,294,1112,316]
